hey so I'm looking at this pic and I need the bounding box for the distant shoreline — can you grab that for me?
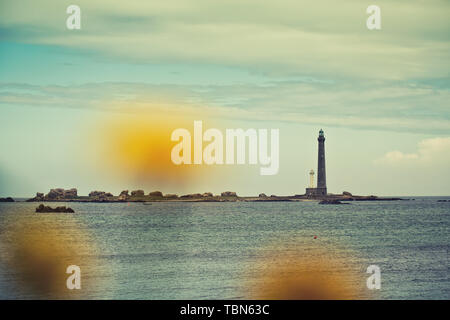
[16,188,405,203]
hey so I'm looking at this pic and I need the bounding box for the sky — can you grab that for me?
[0,0,449,197]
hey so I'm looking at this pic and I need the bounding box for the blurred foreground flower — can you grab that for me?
[247,240,371,300]
[0,213,98,299]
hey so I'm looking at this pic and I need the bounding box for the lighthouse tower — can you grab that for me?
[305,129,328,197]
[316,129,327,196]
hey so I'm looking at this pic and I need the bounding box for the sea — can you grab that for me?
[0,197,448,299]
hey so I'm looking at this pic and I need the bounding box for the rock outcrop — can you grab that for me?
[44,188,77,200]
[202,192,213,197]
[0,197,14,202]
[117,190,129,201]
[258,193,267,198]
[149,191,163,197]
[131,190,145,197]
[64,188,78,199]
[164,194,178,199]
[180,193,203,199]
[35,204,74,213]
[221,191,237,197]
[27,188,78,201]
[36,192,44,200]
[342,191,352,196]
[46,188,65,200]
[89,191,103,197]
[47,189,60,199]
[88,191,114,201]
[90,191,112,197]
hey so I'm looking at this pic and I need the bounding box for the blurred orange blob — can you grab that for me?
[247,241,370,300]
[90,107,220,187]
[1,214,98,299]
[106,115,185,180]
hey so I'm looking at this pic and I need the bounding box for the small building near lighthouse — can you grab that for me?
[309,169,315,188]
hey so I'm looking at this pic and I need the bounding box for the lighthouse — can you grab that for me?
[316,129,327,196]
[305,129,328,197]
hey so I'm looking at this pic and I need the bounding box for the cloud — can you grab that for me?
[375,137,450,166]
[0,0,449,80]
[1,1,448,135]
[1,80,449,134]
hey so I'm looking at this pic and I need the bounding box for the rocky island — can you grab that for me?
[15,130,407,205]
[24,188,403,203]
[35,204,75,213]
[0,197,15,202]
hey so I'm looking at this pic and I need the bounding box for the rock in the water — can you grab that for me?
[149,191,163,197]
[0,197,14,202]
[342,191,352,196]
[319,199,346,205]
[131,190,145,197]
[221,191,237,197]
[35,204,74,213]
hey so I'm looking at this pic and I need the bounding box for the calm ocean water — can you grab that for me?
[0,198,448,299]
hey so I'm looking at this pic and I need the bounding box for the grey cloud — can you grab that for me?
[1,80,448,134]
[0,0,449,80]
